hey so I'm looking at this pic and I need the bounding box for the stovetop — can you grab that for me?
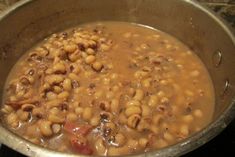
[0,0,235,157]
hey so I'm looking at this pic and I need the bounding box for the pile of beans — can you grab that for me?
[0,22,214,156]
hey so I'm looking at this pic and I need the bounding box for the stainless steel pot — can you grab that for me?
[0,0,235,156]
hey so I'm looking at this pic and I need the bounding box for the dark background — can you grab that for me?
[0,0,235,157]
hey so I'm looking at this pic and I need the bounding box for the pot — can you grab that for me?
[0,0,235,156]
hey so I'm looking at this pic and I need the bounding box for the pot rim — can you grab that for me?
[0,0,235,157]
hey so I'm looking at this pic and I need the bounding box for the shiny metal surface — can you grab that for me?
[0,0,235,156]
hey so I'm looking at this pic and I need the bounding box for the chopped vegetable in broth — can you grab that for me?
[1,22,215,156]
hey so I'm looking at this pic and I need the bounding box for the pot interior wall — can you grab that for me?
[0,0,234,132]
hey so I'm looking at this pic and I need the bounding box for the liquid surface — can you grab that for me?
[1,22,214,156]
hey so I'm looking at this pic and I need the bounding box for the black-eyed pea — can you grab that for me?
[57,91,69,100]
[127,114,141,129]
[53,62,66,74]
[148,95,159,107]
[92,61,103,72]
[52,124,61,134]
[39,120,53,137]
[53,86,62,94]
[95,138,106,156]
[21,104,35,112]
[66,113,78,122]
[45,75,64,85]
[48,114,65,123]
[137,119,150,132]
[141,78,152,87]
[6,113,19,128]
[193,109,203,118]
[126,100,141,107]
[1,105,13,114]
[141,105,151,117]
[64,44,77,53]
[68,73,79,81]
[46,92,57,100]
[16,109,29,121]
[82,107,92,121]
[125,106,141,117]
[85,55,96,64]
[182,115,194,123]
[68,52,80,62]
[75,107,84,115]
[32,107,44,118]
[63,78,72,91]
[114,133,126,147]
[86,48,95,55]
[179,124,189,137]
[138,138,149,148]
[133,89,144,101]
[99,101,110,111]
[90,116,100,126]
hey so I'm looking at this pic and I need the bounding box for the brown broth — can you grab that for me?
[1,22,214,156]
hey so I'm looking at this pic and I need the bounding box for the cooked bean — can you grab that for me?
[85,55,96,64]
[92,61,103,72]
[83,107,92,121]
[16,109,29,121]
[57,91,69,99]
[163,132,174,142]
[1,105,13,114]
[66,113,78,122]
[114,133,126,147]
[95,138,106,156]
[127,114,141,129]
[182,115,194,123]
[6,113,19,128]
[62,79,71,91]
[32,107,44,118]
[148,95,159,107]
[2,22,214,155]
[126,100,141,106]
[90,116,100,126]
[48,114,65,123]
[141,105,151,117]
[75,107,84,115]
[39,120,53,137]
[179,124,189,137]
[99,101,110,111]
[64,44,77,53]
[133,89,144,101]
[53,62,66,74]
[21,104,35,112]
[125,106,141,117]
